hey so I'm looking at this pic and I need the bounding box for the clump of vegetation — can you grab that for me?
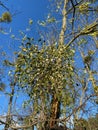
[0,12,12,22]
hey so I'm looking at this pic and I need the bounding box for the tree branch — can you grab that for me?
[65,21,98,48]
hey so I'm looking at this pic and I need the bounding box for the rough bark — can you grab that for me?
[49,95,60,128]
[58,0,67,45]
[4,83,15,130]
[49,0,68,129]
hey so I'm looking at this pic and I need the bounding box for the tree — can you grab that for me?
[0,2,14,129]
[0,0,98,129]
[74,113,98,130]
[87,113,98,130]
[13,0,98,129]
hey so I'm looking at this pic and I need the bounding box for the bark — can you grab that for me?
[49,95,60,128]
[49,0,68,129]
[4,84,15,130]
[58,0,67,45]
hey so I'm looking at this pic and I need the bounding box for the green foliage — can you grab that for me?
[38,16,56,27]
[88,114,98,130]
[29,19,33,25]
[78,2,90,12]
[0,12,12,22]
[3,60,14,66]
[74,115,98,130]
[14,41,75,112]
[74,118,88,130]
[0,82,6,91]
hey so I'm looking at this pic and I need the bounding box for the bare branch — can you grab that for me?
[0,1,9,11]
[65,20,98,48]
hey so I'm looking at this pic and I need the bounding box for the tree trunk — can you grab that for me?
[58,0,67,45]
[49,95,60,128]
[4,84,15,130]
[49,0,68,129]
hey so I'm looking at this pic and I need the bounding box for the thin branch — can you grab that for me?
[70,0,76,30]
[0,119,9,126]
[66,0,84,15]
[0,1,9,11]
[65,21,98,48]
[58,94,96,122]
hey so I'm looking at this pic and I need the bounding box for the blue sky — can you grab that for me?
[0,0,49,51]
[9,0,48,32]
